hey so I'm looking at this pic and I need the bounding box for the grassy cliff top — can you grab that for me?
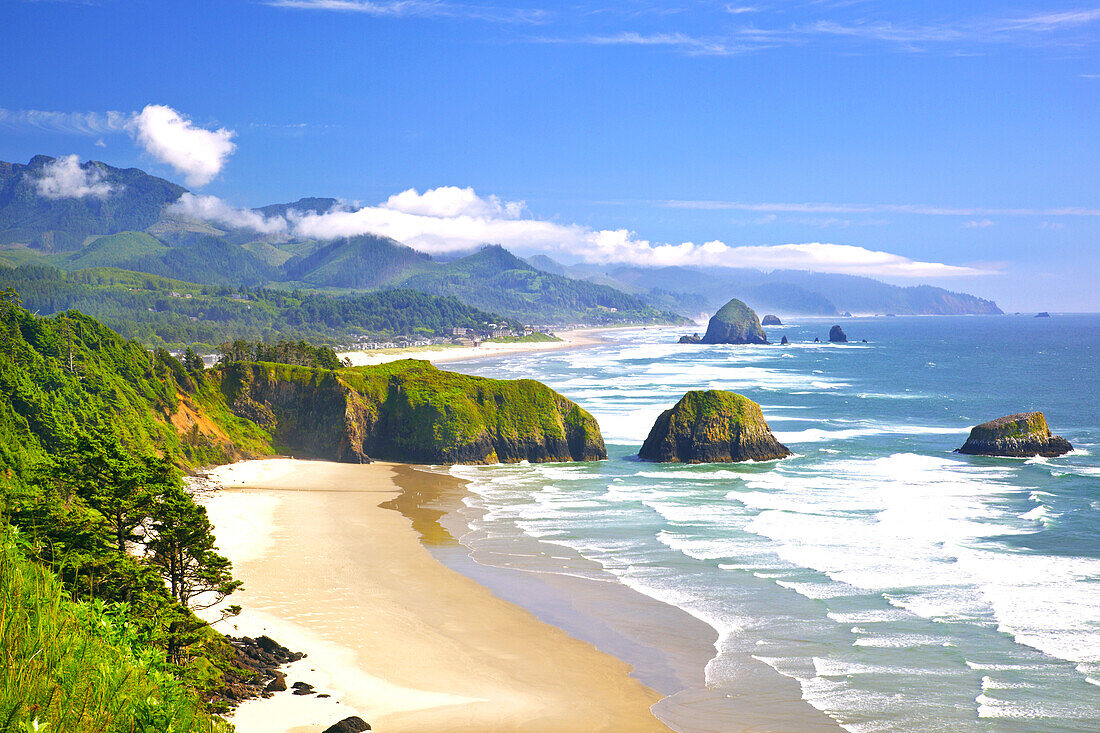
[711,298,758,324]
[668,390,766,427]
[970,412,1049,439]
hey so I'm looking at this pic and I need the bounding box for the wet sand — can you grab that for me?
[198,459,670,733]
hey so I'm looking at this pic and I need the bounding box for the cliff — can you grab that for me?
[638,390,790,463]
[701,298,768,344]
[956,412,1073,458]
[219,359,607,465]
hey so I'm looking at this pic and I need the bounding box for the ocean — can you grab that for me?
[441,314,1100,732]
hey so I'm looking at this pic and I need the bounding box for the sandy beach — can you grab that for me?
[198,459,669,733]
[339,326,637,366]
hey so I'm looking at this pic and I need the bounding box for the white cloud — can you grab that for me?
[32,155,116,199]
[167,193,288,234]
[128,105,236,187]
[962,219,996,228]
[265,0,547,23]
[664,199,1100,217]
[181,186,991,278]
[381,186,525,218]
[0,108,130,135]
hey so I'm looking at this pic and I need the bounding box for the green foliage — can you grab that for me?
[0,531,231,733]
[0,265,519,349]
[217,339,347,370]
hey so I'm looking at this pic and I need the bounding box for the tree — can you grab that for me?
[146,482,241,613]
[183,347,204,372]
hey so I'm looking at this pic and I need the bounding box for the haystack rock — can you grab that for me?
[701,298,768,344]
[956,412,1072,458]
[639,390,791,463]
[762,314,782,326]
[829,325,847,343]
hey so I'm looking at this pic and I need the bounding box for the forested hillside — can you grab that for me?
[0,264,520,349]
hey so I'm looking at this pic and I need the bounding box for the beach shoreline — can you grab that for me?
[196,459,671,733]
[339,325,653,366]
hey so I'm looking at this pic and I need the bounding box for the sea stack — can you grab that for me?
[956,412,1072,458]
[762,314,782,326]
[638,390,791,463]
[679,333,702,344]
[780,336,789,345]
[701,298,768,344]
[829,325,847,343]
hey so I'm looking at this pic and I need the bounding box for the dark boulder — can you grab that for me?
[813,337,820,343]
[639,390,790,463]
[829,325,847,343]
[701,298,768,344]
[780,336,789,345]
[956,412,1072,458]
[264,673,287,693]
[1036,312,1050,318]
[678,333,702,344]
[291,681,315,695]
[761,315,782,326]
[323,717,372,733]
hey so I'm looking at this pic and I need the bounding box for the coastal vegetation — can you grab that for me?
[0,293,611,729]
[639,390,790,463]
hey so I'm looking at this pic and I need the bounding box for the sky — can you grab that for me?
[1,0,1098,311]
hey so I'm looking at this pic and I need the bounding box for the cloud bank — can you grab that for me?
[33,155,116,199]
[176,186,990,278]
[128,105,236,187]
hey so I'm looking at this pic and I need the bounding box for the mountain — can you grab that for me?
[399,245,685,325]
[283,234,431,288]
[0,155,186,250]
[255,196,340,219]
[0,155,1001,320]
[596,263,1000,316]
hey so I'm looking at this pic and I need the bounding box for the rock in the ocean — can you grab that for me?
[813,337,820,343]
[701,299,768,344]
[842,311,853,318]
[322,717,372,733]
[762,314,782,326]
[678,333,702,344]
[639,390,790,463]
[1036,312,1050,318]
[829,325,847,343]
[956,412,1072,458]
[780,336,789,345]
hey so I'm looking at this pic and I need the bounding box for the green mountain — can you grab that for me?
[0,155,1001,320]
[0,155,186,250]
[398,245,685,324]
[284,234,432,288]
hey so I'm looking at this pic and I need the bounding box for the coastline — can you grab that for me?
[196,459,670,733]
[339,325,645,366]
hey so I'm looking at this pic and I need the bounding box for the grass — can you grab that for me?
[0,531,230,733]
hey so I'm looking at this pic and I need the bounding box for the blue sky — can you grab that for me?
[2,0,1098,310]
